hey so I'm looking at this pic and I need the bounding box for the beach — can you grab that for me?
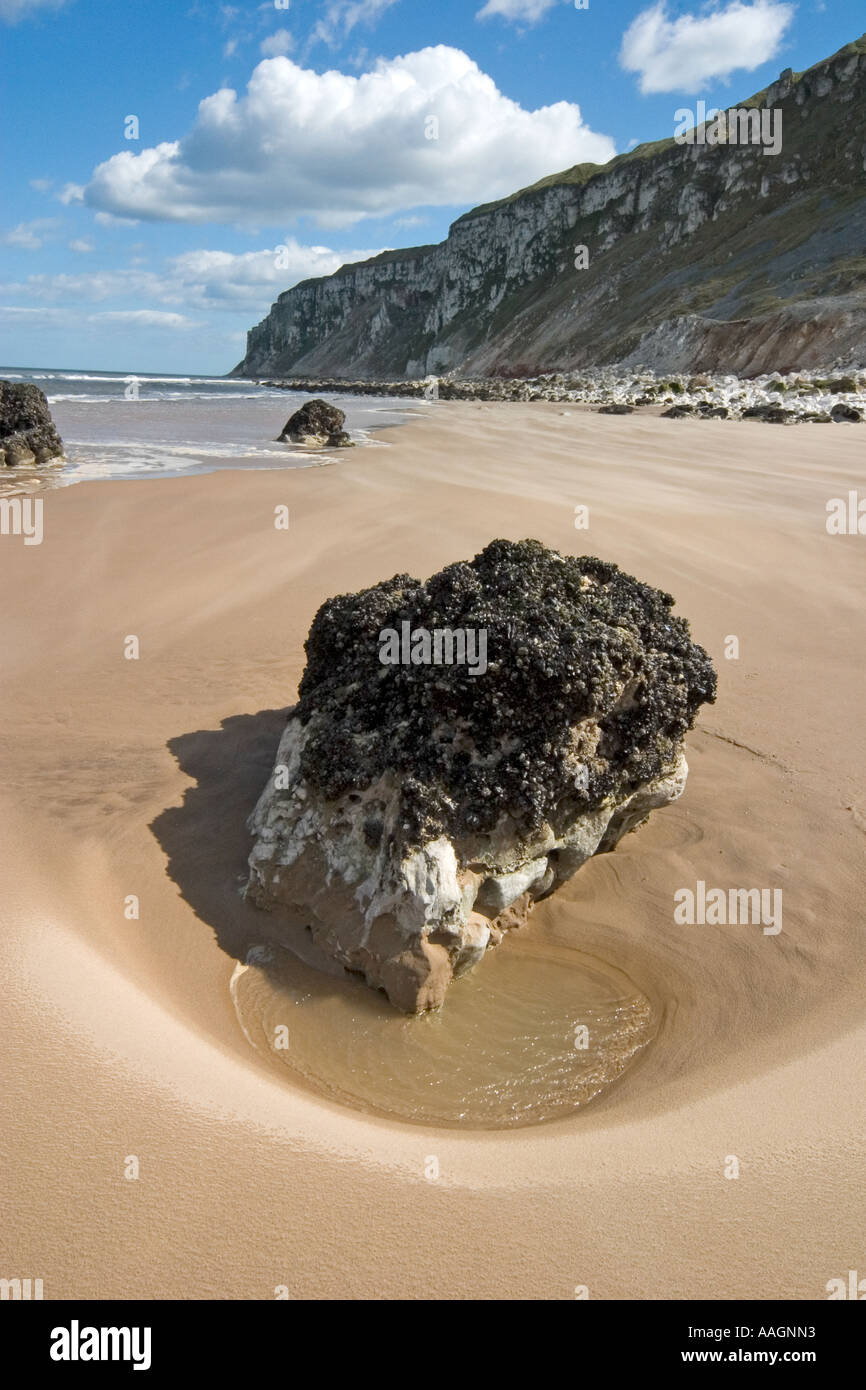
[2,400,865,1300]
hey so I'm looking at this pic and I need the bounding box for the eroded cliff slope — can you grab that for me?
[233,37,866,380]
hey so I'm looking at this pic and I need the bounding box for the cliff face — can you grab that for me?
[233,37,866,380]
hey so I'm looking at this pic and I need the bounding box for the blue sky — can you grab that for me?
[0,0,851,374]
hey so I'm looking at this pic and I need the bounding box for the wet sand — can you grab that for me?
[2,401,865,1299]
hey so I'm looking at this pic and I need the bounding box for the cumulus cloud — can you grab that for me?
[477,0,559,22]
[68,238,95,252]
[81,46,615,227]
[620,0,795,95]
[0,238,383,315]
[0,0,70,20]
[167,240,382,304]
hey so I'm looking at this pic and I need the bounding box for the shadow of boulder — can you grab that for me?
[150,708,289,964]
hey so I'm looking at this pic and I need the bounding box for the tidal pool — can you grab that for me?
[231,933,657,1129]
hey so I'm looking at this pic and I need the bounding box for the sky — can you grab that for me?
[0,0,853,374]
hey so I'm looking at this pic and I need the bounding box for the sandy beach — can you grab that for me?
[2,401,865,1300]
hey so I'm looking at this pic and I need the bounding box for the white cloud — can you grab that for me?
[0,269,163,304]
[0,238,383,315]
[477,0,559,22]
[58,182,84,204]
[0,303,243,353]
[29,177,53,192]
[167,240,382,304]
[68,238,95,253]
[0,0,70,20]
[81,46,615,227]
[260,27,293,57]
[93,210,139,227]
[311,0,400,47]
[90,310,202,330]
[620,1,795,95]
[2,218,60,250]
[0,305,71,325]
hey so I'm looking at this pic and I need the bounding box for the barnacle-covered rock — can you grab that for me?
[0,382,64,467]
[277,398,353,447]
[246,540,716,1011]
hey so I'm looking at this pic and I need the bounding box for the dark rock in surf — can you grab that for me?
[0,381,64,467]
[278,398,354,447]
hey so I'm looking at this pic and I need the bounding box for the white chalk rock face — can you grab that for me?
[245,540,715,1012]
[246,718,688,1012]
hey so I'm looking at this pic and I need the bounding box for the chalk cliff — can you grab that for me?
[232,37,866,380]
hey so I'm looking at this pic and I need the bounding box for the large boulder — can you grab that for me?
[246,539,717,1012]
[278,398,353,448]
[0,381,64,466]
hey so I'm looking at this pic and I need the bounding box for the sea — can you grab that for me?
[0,366,418,494]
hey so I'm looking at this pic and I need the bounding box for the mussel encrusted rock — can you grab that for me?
[246,539,717,1011]
[278,398,353,447]
[0,381,64,467]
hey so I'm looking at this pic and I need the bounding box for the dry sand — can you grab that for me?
[2,401,865,1299]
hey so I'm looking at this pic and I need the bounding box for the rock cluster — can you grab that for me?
[246,540,717,1012]
[0,381,64,466]
[278,398,354,448]
[257,366,866,424]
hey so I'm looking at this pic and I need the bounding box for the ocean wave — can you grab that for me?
[15,371,274,388]
[65,439,315,462]
[47,391,272,403]
[38,373,192,384]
